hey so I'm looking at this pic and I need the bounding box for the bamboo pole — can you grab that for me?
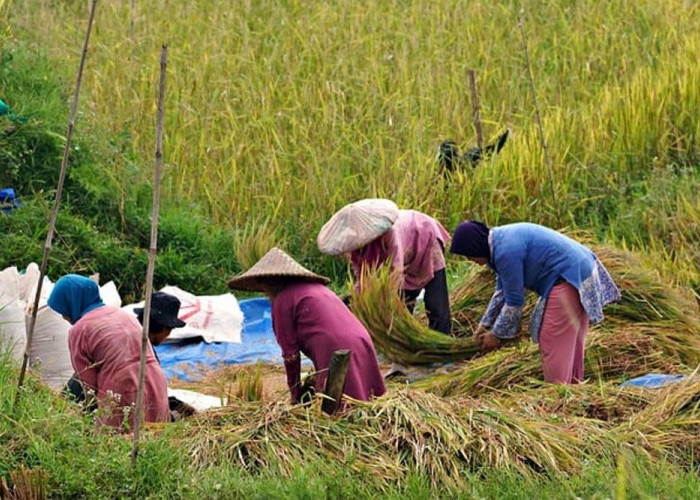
[517,13,558,207]
[13,0,98,412]
[131,44,168,464]
[468,69,483,151]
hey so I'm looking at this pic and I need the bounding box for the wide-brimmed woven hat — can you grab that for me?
[317,198,399,255]
[227,247,330,292]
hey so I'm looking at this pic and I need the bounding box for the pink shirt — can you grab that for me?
[69,306,170,429]
[351,210,450,290]
[272,282,386,403]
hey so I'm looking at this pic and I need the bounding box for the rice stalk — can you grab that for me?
[615,376,700,464]
[0,465,48,500]
[491,381,653,424]
[592,245,700,333]
[415,326,689,398]
[350,266,481,365]
[354,243,700,374]
[176,390,599,489]
[232,217,282,272]
[230,363,264,402]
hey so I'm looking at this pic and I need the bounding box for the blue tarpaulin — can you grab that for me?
[620,373,687,389]
[1,188,22,214]
[154,297,309,382]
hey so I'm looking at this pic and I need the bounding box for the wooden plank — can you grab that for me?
[468,69,483,150]
[321,349,351,415]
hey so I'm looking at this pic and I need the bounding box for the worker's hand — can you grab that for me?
[474,324,488,341]
[480,333,502,352]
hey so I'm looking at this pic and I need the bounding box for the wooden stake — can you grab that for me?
[131,44,168,465]
[468,69,483,151]
[517,13,558,207]
[321,349,351,415]
[13,0,98,412]
[130,0,135,43]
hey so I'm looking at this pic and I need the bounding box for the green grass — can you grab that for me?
[0,40,244,301]
[4,350,700,499]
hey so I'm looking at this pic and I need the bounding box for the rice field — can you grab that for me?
[8,0,700,279]
[4,0,700,496]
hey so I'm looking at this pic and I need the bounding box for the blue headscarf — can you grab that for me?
[47,274,105,324]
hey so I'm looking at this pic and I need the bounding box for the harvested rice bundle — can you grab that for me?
[449,266,537,337]
[592,245,700,329]
[616,377,700,464]
[179,390,595,488]
[447,266,495,334]
[183,399,405,480]
[350,266,481,364]
[491,381,653,423]
[414,326,688,397]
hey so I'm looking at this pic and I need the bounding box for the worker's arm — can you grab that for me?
[489,258,526,340]
[271,297,302,403]
[67,324,100,397]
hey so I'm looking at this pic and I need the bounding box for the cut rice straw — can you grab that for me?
[177,389,601,489]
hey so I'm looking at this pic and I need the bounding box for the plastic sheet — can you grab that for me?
[620,373,687,388]
[155,298,310,382]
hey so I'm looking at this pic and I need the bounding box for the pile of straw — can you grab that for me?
[617,376,700,463]
[594,245,700,329]
[490,381,653,424]
[176,380,700,485]
[179,390,597,488]
[415,326,688,397]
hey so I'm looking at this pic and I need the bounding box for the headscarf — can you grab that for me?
[450,220,491,259]
[47,274,105,324]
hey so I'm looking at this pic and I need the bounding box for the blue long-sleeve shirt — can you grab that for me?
[479,223,620,341]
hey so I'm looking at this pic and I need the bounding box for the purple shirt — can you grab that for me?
[272,282,386,403]
[351,210,450,290]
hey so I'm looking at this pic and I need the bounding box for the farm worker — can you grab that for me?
[134,291,186,348]
[48,275,170,430]
[134,291,196,418]
[450,221,621,384]
[227,247,386,404]
[317,198,452,336]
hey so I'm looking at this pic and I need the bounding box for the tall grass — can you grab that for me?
[8,0,700,281]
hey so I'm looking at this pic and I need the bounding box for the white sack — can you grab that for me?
[168,387,225,411]
[0,266,26,361]
[123,286,243,344]
[99,281,122,308]
[27,307,73,390]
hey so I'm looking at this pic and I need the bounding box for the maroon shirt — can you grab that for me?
[69,306,170,429]
[272,282,386,403]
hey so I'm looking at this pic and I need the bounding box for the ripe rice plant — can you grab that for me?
[9,1,700,279]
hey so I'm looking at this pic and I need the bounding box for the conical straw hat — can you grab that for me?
[227,247,330,292]
[317,198,399,255]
